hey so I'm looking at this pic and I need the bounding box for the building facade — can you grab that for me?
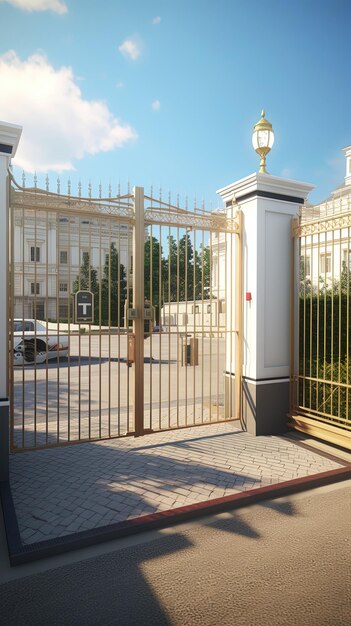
[300,145,351,289]
[13,208,133,321]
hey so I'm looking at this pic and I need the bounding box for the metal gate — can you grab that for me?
[9,176,242,450]
[289,195,351,448]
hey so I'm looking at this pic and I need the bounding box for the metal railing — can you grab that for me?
[290,193,351,447]
[9,176,241,450]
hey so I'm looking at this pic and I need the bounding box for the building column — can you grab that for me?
[0,121,22,481]
[218,173,314,435]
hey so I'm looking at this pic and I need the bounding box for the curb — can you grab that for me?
[1,464,351,566]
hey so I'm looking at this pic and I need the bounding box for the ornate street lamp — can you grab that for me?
[252,110,274,174]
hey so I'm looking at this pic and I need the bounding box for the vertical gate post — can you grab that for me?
[290,217,300,424]
[0,122,22,480]
[234,210,243,422]
[133,186,145,436]
[218,173,313,435]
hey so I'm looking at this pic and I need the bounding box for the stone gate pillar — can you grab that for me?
[0,121,22,481]
[218,173,313,435]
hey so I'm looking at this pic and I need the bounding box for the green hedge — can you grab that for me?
[299,295,350,363]
[299,358,350,425]
[299,294,350,425]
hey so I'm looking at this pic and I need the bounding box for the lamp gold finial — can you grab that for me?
[252,110,274,174]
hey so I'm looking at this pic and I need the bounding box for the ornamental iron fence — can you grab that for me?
[8,175,242,450]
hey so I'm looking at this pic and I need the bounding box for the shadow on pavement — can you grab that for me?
[0,530,192,626]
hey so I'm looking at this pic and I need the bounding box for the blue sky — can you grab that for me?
[0,0,349,205]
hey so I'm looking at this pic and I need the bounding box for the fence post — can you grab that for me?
[218,173,314,435]
[0,122,22,480]
[133,186,145,436]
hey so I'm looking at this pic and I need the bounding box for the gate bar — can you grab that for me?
[133,187,145,436]
[235,210,243,422]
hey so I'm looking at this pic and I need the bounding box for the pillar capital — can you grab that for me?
[0,120,22,159]
[217,173,314,208]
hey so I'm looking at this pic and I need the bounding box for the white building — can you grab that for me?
[160,299,225,334]
[300,145,351,288]
[13,207,133,320]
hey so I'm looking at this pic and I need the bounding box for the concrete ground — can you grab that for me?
[9,422,346,545]
[12,333,227,446]
[1,481,350,626]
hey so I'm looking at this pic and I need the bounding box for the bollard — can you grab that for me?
[127,333,135,366]
[181,336,198,366]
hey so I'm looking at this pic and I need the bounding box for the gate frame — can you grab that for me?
[0,121,22,479]
[8,179,242,450]
[135,186,243,436]
[289,209,351,449]
[133,186,145,436]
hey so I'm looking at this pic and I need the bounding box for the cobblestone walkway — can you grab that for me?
[10,423,343,545]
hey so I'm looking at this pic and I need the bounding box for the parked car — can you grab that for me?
[12,319,69,365]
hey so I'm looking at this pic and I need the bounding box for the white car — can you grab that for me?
[12,319,69,365]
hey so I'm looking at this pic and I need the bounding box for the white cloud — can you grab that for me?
[152,100,160,111]
[152,16,161,25]
[0,51,137,172]
[0,0,67,13]
[116,81,124,88]
[118,38,141,61]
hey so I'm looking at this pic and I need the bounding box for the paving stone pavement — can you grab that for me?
[9,422,343,545]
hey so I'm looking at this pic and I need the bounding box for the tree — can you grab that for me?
[165,235,178,302]
[161,236,211,303]
[73,252,99,322]
[178,233,194,301]
[339,260,351,295]
[194,244,211,300]
[101,243,127,326]
[299,255,312,297]
[144,236,167,318]
[143,235,212,320]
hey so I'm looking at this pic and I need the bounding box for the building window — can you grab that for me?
[59,217,69,223]
[30,246,40,262]
[82,250,90,264]
[300,255,311,277]
[192,305,199,314]
[320,253,332,274]
[36,304,45,320]
[343,249,351,270]
[31,282,40,295]
[60,250,68,264]
[59,282,68,292]
[57,303,73,320]
[207,304,212,313]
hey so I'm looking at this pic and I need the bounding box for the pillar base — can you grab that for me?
[0,399,9,482]
[225,373,289,434]
[242,378,289,436]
